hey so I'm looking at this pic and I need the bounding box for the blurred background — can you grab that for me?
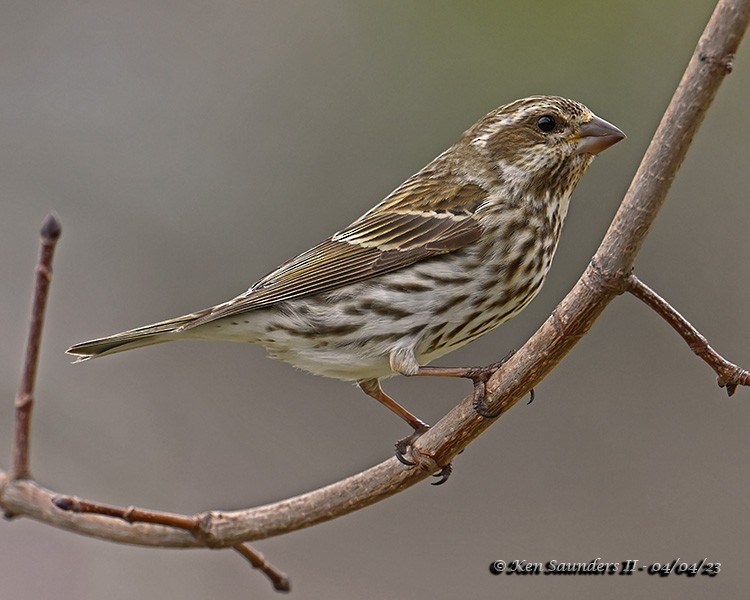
[1,1,748,598]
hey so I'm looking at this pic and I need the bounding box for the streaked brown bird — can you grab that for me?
[68,96,624,475]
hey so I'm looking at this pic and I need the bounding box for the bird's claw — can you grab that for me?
[469,350,526,418]
[395,427,453,484]
[472,378,502,419]
[431,463,452,485]
[468,364,503,418]
[395,442,415,466]
[394,425,430,466]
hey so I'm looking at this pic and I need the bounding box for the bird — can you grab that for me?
[68,96,624,477]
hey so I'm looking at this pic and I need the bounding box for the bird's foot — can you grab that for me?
[394,424,430,466]
[467,352,536,410]
[413,350,519,419]
[394,425,453,485]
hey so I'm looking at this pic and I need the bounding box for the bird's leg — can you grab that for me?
[358,378,453,485]
[358,378,430,466]
[413,351,518,418]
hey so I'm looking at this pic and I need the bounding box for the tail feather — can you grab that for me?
[66,313,201,361]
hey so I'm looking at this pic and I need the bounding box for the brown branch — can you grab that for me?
[451,0,750,422]
[627,274,750,396]
[49,495,290,591]
[51,495,198,529]
[11,212,61,481]
[232,545,291,592]
[594,0,746,278]
[1,0,749,592]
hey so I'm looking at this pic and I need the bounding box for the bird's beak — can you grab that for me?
[574,115,626,155]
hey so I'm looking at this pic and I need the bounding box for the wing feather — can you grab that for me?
[182,179,488,329]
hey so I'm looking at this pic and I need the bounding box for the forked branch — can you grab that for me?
[50,495,289,591]
[627,274,750,395]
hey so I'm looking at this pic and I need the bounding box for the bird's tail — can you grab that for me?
[66,313,201,362]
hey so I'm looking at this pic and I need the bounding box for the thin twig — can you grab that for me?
[233,544,291,592]
[52,495,197,530]
[628,274,750,395]
[52,494,290,591]
[11,213,61,481]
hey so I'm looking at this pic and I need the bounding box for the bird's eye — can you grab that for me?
[537,115,557,132]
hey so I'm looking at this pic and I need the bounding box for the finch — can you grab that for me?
[68,96,624,468]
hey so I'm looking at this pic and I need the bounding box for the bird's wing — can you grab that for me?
[182,179,488,329]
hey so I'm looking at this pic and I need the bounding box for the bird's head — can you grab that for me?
[466,96,625,198]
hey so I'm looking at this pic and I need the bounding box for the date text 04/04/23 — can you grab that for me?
[489,558,720,576]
